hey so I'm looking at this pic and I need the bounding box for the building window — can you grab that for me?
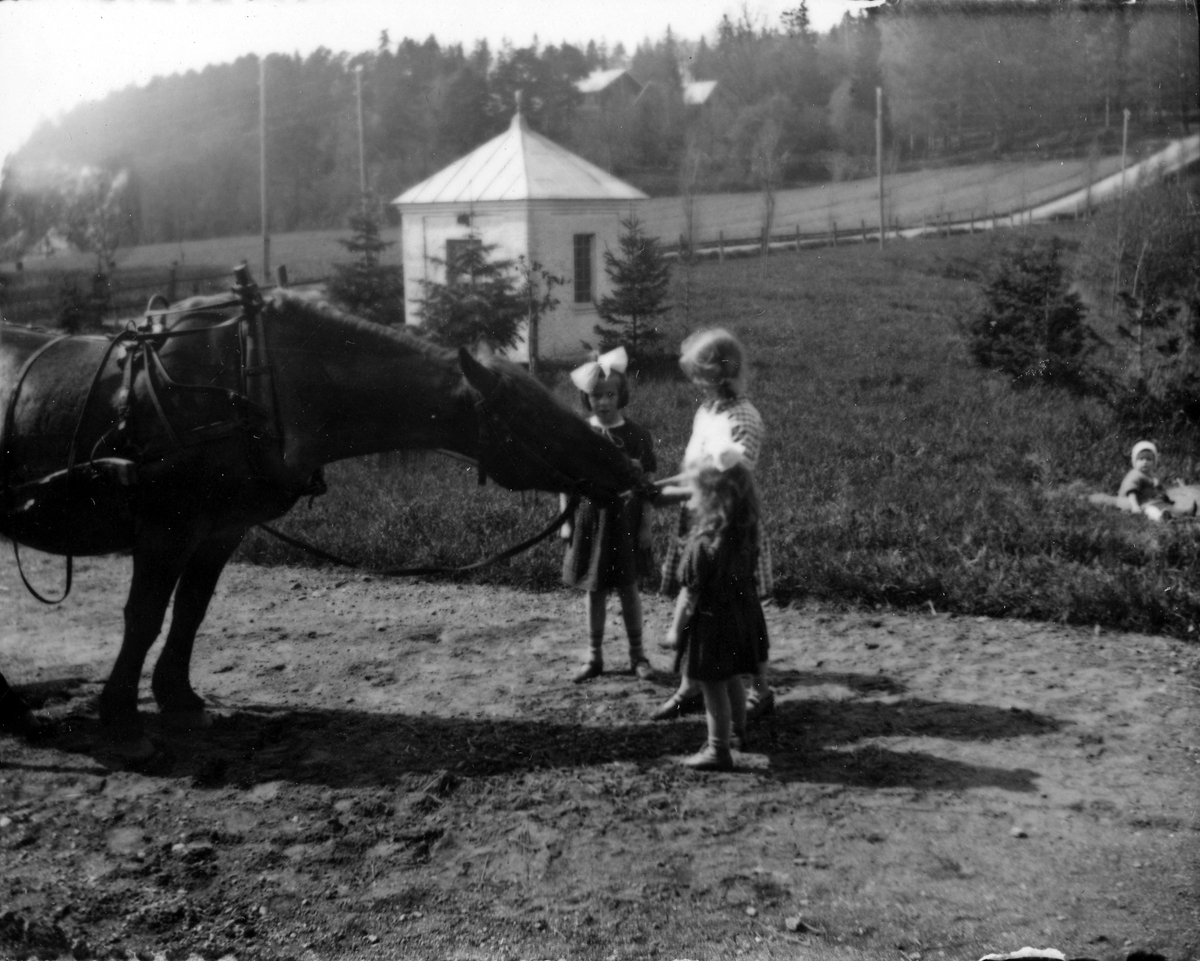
[573,234,594,303]
[445,237,481,284]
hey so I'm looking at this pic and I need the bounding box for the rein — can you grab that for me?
[255,490,580,578]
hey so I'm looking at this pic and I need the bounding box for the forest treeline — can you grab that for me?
[0,0,1195,252]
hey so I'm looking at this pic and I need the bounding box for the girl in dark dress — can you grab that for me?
[665,452,768,771]
[560,348,657,683]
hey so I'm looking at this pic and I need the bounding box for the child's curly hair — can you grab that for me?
[679,328,749,399]
[690,462,759,561]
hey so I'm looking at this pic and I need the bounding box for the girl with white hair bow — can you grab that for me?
[560,347,659,683]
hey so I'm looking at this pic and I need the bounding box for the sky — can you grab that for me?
[0,0,869,168]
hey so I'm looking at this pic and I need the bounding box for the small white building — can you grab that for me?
[392,110,647,363]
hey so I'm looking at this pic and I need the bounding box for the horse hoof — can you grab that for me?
[159,709,212,733]
[104,731,158,763]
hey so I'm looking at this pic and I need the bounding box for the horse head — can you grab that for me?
[457,348,641,503]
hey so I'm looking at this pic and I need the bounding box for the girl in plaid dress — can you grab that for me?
[652,329,774,724]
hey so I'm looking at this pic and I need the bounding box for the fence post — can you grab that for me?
[167,261,178,302]
[718,230,725,262]
[861,219,867,243]
[832,220,838,247]
[276,265,289,288]
[795,224,800,251]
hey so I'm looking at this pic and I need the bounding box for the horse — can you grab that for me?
[1,276,641,755]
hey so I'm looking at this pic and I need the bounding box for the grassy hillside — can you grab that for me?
[238,223,1200,640]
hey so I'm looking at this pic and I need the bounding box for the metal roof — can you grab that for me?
[392,111,647,205]
[683,80,718,106]
[575,68,639,95]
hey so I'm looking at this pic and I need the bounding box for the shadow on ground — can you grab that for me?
[8,669,1055,796]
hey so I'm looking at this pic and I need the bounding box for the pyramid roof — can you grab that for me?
[392,112,647,205]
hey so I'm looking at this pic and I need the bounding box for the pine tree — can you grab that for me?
[594,216,671,362]
[415,232,526,350]
[326,202,405,326]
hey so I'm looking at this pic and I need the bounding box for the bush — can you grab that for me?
[1075,176,1200,430]
[967,234,1093,391]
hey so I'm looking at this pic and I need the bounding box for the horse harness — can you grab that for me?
[2,267,308,602]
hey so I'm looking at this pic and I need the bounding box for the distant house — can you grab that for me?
[392,110,647,364]
[683,80,719,108]
[575,68,643,113]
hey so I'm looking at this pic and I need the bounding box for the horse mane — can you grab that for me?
[176,287,550,398]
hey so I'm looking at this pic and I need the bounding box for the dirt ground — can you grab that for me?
[1,549,1198,961]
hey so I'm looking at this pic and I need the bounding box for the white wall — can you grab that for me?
[397,199,643,363]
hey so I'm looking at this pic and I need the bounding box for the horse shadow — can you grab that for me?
[7,665,1056,796]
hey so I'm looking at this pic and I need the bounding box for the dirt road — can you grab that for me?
[1,550,1197,960]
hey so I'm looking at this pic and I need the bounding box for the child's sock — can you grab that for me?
[572,635,604,683]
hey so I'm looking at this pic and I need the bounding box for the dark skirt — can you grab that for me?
[563,497,651,591]
[674,578,769,682]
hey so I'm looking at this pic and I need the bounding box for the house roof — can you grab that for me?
[683,80,718,106]
[575,68,640,95]
[392,111,647,205]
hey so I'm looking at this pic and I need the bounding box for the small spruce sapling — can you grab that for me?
[326,201,405,326]
[416,232,526,351]
[593,216,671,362]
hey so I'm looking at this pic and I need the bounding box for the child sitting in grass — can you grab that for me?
[1119,441,1175,521]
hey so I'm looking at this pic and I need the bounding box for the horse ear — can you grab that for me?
[458,347,500,394]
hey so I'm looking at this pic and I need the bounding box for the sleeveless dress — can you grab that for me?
[562,418,657,591]
[673,531,769,682]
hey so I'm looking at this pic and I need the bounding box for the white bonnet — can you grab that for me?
[1131,440,1158,467]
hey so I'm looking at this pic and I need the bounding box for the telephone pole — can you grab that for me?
[259,56,271,282]
[355,64,367,211]
[876,86,885,248]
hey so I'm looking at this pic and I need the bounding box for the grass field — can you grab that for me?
[236,222,1200,641]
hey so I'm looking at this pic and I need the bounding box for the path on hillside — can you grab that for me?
[641,136,1199,248]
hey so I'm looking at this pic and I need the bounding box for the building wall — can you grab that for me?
[398,199,643,364]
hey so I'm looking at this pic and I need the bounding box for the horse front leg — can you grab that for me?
[98,530,194,744]
[151,529,245,730]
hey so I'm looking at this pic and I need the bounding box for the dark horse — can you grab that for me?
[1,277,639,754]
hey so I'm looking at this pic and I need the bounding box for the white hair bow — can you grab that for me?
[570,346,628,393]
[684,408,745,473]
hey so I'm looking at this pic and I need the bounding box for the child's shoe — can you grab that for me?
[632,657,654,680]
[746,688,775,722]
[572,660,604,683]
[681,743,733,771]
[651,690,705,721]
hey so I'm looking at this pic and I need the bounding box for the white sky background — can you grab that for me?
[0,0,867,168]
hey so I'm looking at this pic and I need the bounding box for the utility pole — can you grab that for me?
[259,57,271,283]
[1112,107,1132,306]
[355,64,367,211]
[876,86,885,248]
